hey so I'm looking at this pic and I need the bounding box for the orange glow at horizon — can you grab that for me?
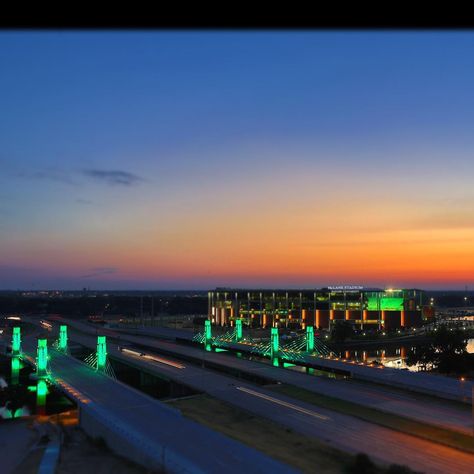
[3,169,474,289]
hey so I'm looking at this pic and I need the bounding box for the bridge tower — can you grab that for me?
[59,325,68,351]
[236,319,243,342]
[270,327,279,366]
[12,327,21,356]
[36,339,48,378]
[11,356,20,385]
[97,335,107,371]
[204,320,212,351]
[306,325,315,353]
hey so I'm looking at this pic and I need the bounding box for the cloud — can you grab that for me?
[82,169,145,186]
[76,198,94,205]
[14,167,145,188]
[16,168,77,185]
[80,267,118,278]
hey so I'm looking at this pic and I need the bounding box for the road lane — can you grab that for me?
[64,318,473,435]
[19,333,296,474]
[28,319,474,474]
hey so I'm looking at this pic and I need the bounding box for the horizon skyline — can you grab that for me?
[2,32,474,290]
[2,281,472,292]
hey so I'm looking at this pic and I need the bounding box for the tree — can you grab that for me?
[345,453,376,474]
[406,325,468,374]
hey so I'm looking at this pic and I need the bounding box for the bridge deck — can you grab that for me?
[62,319,474,435]
[120,323,474,403]
[20,318,474,474]
[21,336,295,474]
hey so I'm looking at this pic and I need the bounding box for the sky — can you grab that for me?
[1,31,474,290]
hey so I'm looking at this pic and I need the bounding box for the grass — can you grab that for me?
[167,393,383,473]
[268,384,474,454]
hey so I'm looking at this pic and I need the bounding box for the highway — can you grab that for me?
[29,317,474,474]
[223,340,474,403]
[65,319,474,436]
[19,332,295,474]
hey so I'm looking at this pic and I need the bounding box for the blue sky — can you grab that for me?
[1,32,474,289]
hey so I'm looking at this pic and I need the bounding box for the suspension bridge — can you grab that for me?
[192,320,333,365]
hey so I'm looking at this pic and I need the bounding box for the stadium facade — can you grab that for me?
[208,287,434,331]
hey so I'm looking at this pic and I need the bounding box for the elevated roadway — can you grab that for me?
[107,323,474,404]
[65,319,474,436]
[26,317,474,474]
[19,332,295,474]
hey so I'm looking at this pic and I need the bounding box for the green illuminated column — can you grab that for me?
[97,335,107,370]
[236,319,243,342]
[204,320,212,351]
[12,327,21,355]
[11,357,20,385]
[36,339,48,377]
[59,325,68,351]
[306,325,314,352]
[36,379,48,416]
[271,327,279,366]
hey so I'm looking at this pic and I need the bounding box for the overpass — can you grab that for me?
[107,321,474,404]
[68,320,474,434]
[20,317,474,474]
[15,329,296,474]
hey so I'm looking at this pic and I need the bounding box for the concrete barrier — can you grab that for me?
[79,403,206,473]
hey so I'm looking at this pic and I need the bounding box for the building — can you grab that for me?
[208,287,431,331]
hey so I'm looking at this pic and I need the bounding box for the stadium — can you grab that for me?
[208,287,434,331]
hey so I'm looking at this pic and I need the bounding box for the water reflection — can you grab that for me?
[336,338,474,371]
[335,345,420,371]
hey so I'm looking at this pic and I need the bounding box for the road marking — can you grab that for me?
[235,386,330,420]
